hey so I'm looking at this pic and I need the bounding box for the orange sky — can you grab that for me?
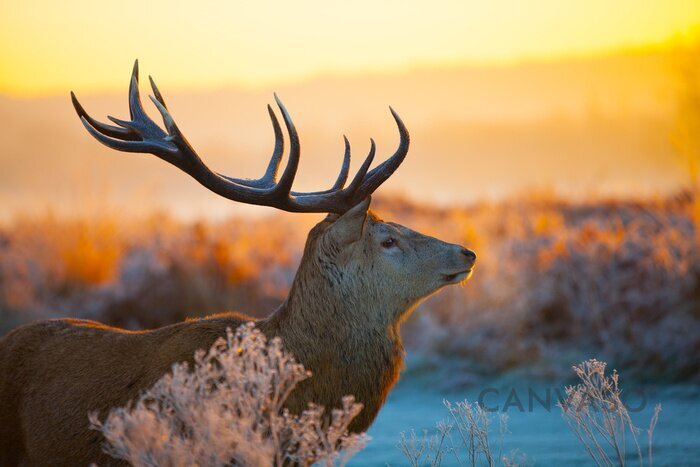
[0,0,698,96]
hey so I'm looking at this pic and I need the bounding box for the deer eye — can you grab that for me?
[381,237,397,248]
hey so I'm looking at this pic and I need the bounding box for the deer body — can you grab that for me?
[0,62,476,465]
[0,312,398,466]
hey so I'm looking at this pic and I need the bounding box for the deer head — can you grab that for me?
[288,198,475,332]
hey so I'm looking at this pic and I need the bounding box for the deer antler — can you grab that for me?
[71,60,409,213]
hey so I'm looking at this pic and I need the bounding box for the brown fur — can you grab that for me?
[0,200,475,466]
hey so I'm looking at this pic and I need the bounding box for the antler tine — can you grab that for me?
[70,92,141,141]
[147,95,180,143]
[218,104,284,189]
[269,93,300,200]
[331,136,352,190]
[354,107,409,199]
[345,139,376,197]
[77,116,168,154]
[128,60,147,121]
[262,105,285,183]
[149,75,168,109]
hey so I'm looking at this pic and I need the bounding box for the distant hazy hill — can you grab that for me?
[0,47,686,220]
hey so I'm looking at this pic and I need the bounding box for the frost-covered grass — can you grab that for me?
[396,359,664,467]
[1,193,699,381]
[90,323,367,466]
[398,400,517,467]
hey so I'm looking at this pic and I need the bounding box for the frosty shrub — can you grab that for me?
[558,359,661,467]
[402,193,700,381]
[89,323,368,466]
[3,194,700,381]
[399,399,520,467]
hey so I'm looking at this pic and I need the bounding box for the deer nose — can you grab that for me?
[461,248,476,263]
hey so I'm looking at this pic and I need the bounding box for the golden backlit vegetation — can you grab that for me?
[2,193,699,382]
[59,219,121,286]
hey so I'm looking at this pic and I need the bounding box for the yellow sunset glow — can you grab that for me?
[0,0,698,96]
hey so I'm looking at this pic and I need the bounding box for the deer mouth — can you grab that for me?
[442,269,473,284]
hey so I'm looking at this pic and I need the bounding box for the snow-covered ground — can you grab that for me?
[352,371,700,466]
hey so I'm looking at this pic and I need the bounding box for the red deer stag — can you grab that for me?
[0,61,476,466]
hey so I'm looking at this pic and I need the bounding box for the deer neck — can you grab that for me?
[271,282,404,351]
[262,266,407,406]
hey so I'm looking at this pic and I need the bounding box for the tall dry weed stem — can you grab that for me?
[399,399,516,467]
[558,359,661,467]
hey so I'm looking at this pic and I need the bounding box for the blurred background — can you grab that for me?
[1,1,699,464]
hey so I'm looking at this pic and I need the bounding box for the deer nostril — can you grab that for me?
[461,248,476,262]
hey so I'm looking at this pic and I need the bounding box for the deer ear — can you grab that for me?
[327,197,371,246]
